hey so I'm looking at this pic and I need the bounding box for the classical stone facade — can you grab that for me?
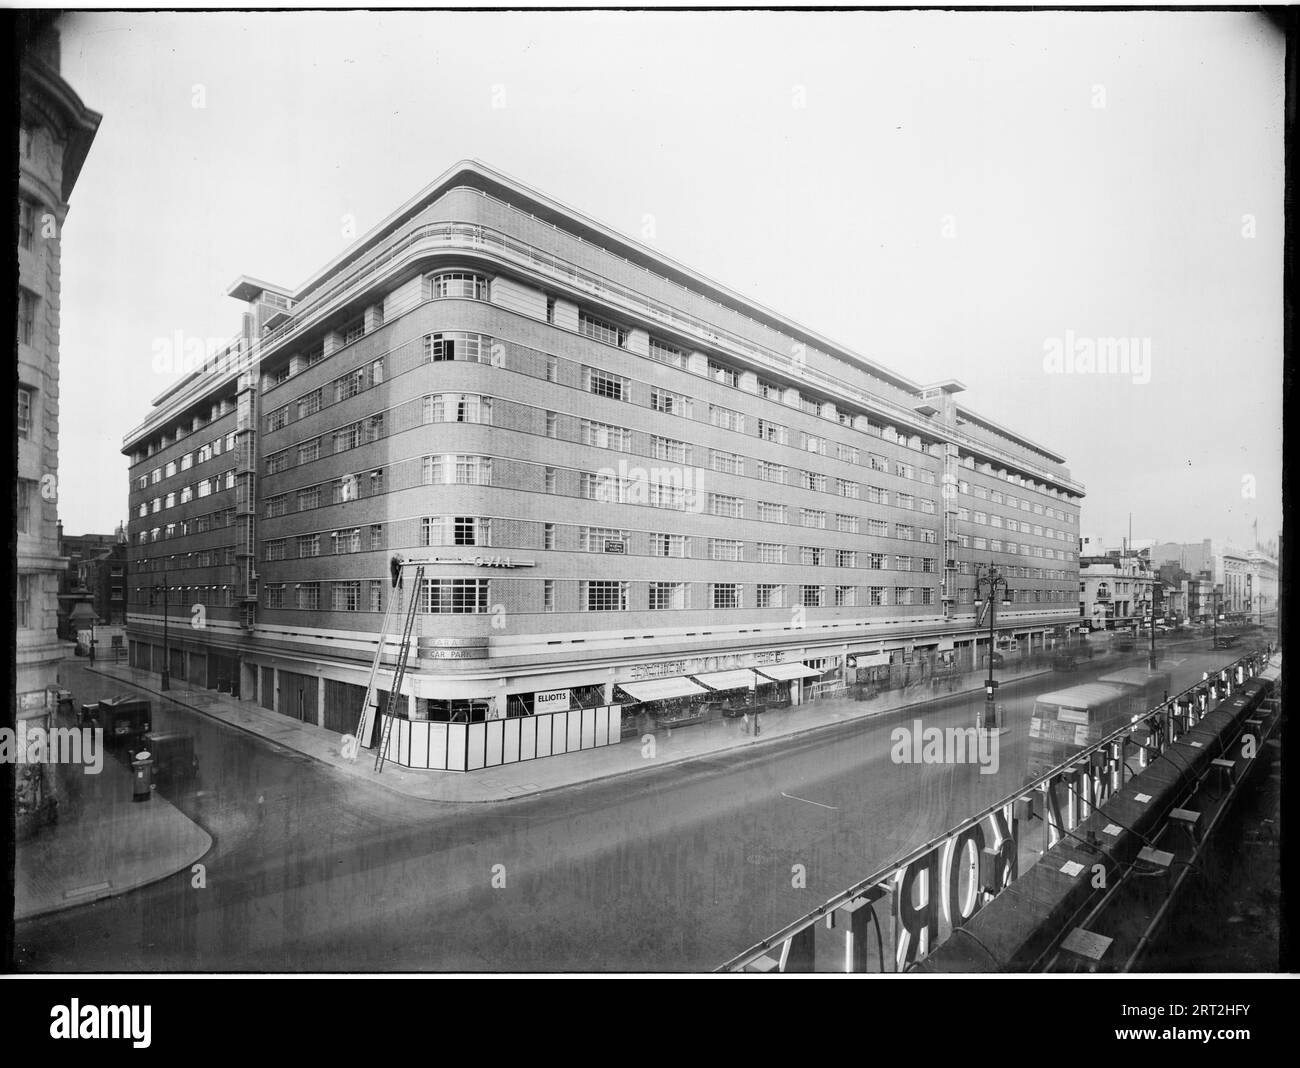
[15,18,101,830]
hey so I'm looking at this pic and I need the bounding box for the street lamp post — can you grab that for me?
[973,563,1013,732]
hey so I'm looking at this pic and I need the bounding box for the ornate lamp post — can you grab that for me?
[973,563,1013,732]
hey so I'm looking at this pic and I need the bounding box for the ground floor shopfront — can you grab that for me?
[125,613,1081,767]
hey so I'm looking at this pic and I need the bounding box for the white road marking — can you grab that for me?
[781,791,838,810]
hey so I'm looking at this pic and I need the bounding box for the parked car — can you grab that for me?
[79,695,152,749]
[143,730,198,787]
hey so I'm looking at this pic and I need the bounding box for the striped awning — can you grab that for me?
[755,662,825,682]
[692,669,761,691]
[618,677,710,703]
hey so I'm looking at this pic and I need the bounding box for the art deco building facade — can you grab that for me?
[16,20,101,817]
[122,161,1084,737]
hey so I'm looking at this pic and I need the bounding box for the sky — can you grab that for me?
[51,9,1284,552]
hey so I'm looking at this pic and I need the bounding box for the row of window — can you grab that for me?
[134,506,238,546]
[137,470,238,516]
[136,432,240,491]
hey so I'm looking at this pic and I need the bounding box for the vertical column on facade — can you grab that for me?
[942,443,961,618]
[233,361,259,631]
[625,327,648,357]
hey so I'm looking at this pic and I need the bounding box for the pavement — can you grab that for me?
[14,715,213,922]
[81,656,1065,804]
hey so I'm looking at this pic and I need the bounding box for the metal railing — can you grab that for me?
[717,645,1273,972]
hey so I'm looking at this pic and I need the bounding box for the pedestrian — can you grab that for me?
[742,712,750,735]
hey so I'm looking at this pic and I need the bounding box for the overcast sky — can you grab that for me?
[52,9,1284,552]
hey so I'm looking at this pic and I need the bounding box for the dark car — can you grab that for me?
[143,730,198,787]
[81,696,152,748]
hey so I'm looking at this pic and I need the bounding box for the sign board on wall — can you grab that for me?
[535,689,571,714]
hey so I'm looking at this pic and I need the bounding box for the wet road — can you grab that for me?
[14,639,1258,972]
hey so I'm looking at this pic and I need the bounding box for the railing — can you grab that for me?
[122,211,1082,495]
[717,645,1273,972]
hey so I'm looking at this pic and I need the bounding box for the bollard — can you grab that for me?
[131,750,154,803]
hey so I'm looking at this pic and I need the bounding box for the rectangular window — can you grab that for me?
[296,582,320,610]
[265,540,286,562]
[17,387,32,438]
[801,585,823,608]
[421,578,490,614]
[340,318,365,346]
[711,450,744,475]
[580,419,631,451]
[801,433,827,455]
[19,199,36,249]
[895,587,914,606]
[332,581,362,612]
[18,290,37,346]
[650,387,689,417]
[835,585,856,607]
[297,391,322,420]
[583,580,628,611]
[868,519,888,537]
[709,538,743,562]
[897,524,914,540]
[267,406,289,432]
[298,440,320,464]
[800,471,827,493]
[331,528,361,554]
[711,584,740,609]
[651,435,689,463]
[16,479,34,534]
[897,555,913,571]
[649,582,688,611]
[585,366,628,400]
[756,583,783,609]
[266,451,291,475]
[800,546,825,566]
[869,586,886,606]
[578,311,625,347]
[649,337,685,367]
[756,419,786,444]
[758,501,787,523]
[836,514,859,534]
[707,359,739,387]
[836,549,857,568]
[543,579,555,611]
[581,526,628,552]
[801,509,826,529]
[297,486,320,511]
[709,404,743,432]
[757,461,786,484]
[297,534,320,558]
[650,533,688,558]
[836,479,860,499]
[757,542,786,565]
[265,584,285,610]
[709,493,743,519]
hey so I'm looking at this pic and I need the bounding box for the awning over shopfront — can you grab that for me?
[618,677,710,703]
[755,662,825,682]
[692,669,761,691]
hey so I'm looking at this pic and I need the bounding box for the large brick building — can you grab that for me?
[122,161,1084,749]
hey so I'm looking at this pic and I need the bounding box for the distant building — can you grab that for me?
[1247,548,1278,624]
[56,522,130,638]
[1079,551,1153,630]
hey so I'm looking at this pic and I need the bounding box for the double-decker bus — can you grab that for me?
[1028,667,1172,779]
